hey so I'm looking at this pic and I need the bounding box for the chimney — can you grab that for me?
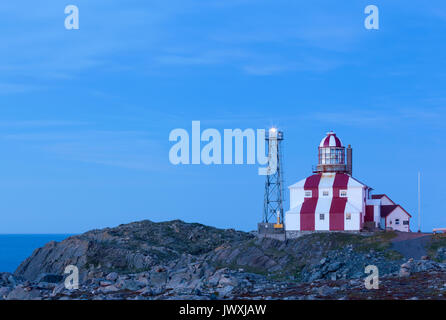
[347,144,352,176]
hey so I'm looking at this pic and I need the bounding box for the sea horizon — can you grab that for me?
[0,234,74,273]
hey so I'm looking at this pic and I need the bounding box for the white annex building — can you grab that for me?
[285,132,411,232]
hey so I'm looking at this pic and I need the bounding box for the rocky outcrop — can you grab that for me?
[207,232,403,281]
[399,258,446,277]
[15,220,252,282]
[15,238,90,282]
[14,221,408,284]
[436,247,446,262]
[4,260,446,300]
[6,219,446,300]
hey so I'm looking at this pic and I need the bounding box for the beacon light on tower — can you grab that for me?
[258,127,285,239]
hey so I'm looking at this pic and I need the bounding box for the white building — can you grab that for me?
[285,132,411,232]
[367,194,411,232]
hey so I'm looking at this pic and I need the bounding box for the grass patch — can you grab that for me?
[426,237,446,261]
[354,231,397,253]
[212,261,269,276]
[384,250,404,261]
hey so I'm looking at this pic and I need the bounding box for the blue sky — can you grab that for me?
[0,0,445,233]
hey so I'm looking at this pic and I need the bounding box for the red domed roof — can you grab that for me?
[319,131,343,148]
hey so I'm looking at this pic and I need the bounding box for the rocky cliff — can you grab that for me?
[3,219,446,300]
[15,220,252,282]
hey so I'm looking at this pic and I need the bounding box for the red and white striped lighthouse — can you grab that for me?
[284,131,411,232]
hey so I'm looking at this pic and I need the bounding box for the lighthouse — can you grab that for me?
[284,131,411,234]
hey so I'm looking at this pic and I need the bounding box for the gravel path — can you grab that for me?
[391,232,432,260]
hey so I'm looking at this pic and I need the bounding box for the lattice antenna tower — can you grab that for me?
[263,128,285,227]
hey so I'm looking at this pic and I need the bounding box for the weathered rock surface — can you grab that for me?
[207,232,403,281]
[436,247,446,262]
[15,220,252,282]
[5,219,446,300]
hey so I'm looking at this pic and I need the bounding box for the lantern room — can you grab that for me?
[315,131,352,175]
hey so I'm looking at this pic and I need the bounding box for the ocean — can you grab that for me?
[0,234,72,273]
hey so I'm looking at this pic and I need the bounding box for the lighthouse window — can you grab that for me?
[305,190,312,197]
[319,214,325,220]
[322,190,329,196]
[340,190,347,197]
[319,147,345,165]
[346,213,351,220]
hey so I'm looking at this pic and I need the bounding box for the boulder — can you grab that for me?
[36,273,63,284]
[6,286,42,300]
[99,285,119,293]
[216,285,234,298]
[0,287,12,300]
[149,270,168,287]
[106,272,119,281]
[116,279,145,291]
[51,282,67,296]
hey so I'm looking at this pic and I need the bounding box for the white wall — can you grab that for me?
[285,212,300,231]
[314,198,331,231]
[315,213,329,230]
[386,207,410,232]
[347,187,364,214]
[289,187,305,210]
[380,196,395,205]
[344,212,360,230]
[374,206,381,227]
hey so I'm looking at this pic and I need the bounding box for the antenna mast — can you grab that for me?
[418,171,421,233]
[263,128,284,227]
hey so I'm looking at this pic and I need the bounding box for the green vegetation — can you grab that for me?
[427,236,446,261]
[354,231,397,253]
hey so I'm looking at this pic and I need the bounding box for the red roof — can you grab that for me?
[372,194,396,205]
[380,205,412,218]
[319,132,343,148]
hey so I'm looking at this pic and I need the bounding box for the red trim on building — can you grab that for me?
[334,136,341,147]
[300,198,318,231]
[365,205,374,222]
[321,133,342,148]
[329,198,347,230]
[332,173,349,197]
[300,174,321,231]
[330,173,349,230]
[304,174,322,190]
[323,136,330,147]
[371,194,386,199]
[371,194,396,205]
[380,205,412,218]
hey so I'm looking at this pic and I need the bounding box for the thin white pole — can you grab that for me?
[418,172,421,233]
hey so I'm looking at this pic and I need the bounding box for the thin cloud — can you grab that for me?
[304,107,446,128]
[1,129,168,171]
[0,83,41,94]
[0,120,91,128]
